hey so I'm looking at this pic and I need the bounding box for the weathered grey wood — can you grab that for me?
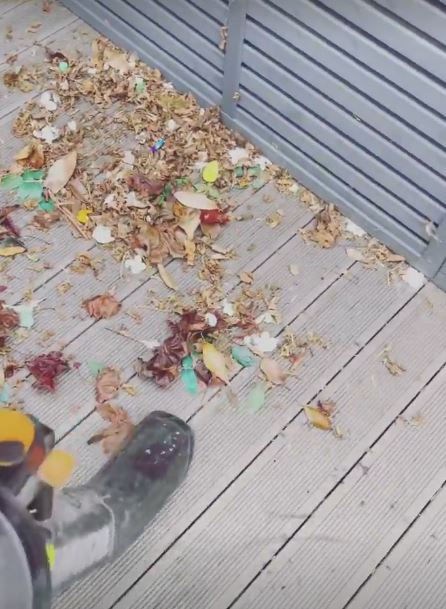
[228,324,446,609]
[349,484,446,609]
[0,0,77,62]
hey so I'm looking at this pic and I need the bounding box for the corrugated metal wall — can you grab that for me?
[62,0,446,288]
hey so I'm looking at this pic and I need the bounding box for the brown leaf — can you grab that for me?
[304,405,333,431]
[127,174,165,197]
[44,150,77,194]
[32,211,60,229]
[89,403,134,455]
[174,190,218,210]
[95,367,121,403]
[177,208,201,240]
[83,293,121,320]
[239,271,254,284]
[382,349,405,376]
[260,357,287,385]
[15,142,44,169]
[0,302,19,348]
[157,263,178,291]
[302,204,342,248]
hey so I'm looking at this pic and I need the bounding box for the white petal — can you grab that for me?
[92,225,114,244]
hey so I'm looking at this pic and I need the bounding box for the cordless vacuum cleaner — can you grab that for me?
[0,409,194,609]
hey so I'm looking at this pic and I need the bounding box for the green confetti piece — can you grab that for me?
[87,361,106,377]
[0,383,10,404]
[16,180,44,202]
[58,61,69,73]
[21,169,45,182]
[11,304,35,329]
[251,176,266,191]
[0,174,22,191]
[181,356,199,394]
[193,181,207,193]
[248,164,261,177]
[207,186,220,200]
[231,345,256,368]
[134,79,146,93]
[38,198,55,212]
[234,165,244,178]
[247,383,266,413]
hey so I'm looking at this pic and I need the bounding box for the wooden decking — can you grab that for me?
[2,3,446,609]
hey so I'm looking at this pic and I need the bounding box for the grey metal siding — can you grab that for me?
[62,0,446,288]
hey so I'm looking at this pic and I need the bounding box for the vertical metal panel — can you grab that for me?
[62,0,446,287]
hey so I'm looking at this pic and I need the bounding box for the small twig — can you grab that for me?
[54,199,89,239]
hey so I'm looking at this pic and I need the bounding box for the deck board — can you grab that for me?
[1,3,445,609]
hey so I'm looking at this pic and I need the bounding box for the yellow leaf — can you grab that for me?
[304,406,332,431]
[157,263,178,291]
[44,150,77,194]
[174,190,218,210]
[202,160,219,183]
[76,208,93,224]
[202,342,229,384]
[38,449,75,488]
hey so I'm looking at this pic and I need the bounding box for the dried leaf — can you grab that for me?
[0,237,26,257]
[89,404,134,455]
[15,142,44,169]
[178,209,201,240]
[239,271,254,284]
[304,405,332,431]
[38,450,75,488]
[174,190,218,210]
[202,342,229,384]
[288,264,299,276]
[103,48,132,73]
[381,348,405,376]
[27,351,69,391]
[83,293,121,320]
[44,150,77,194]
[33,125,60,143]
[38,91,59,111]
[95,367,121,403]
[157,263,178,291]
[127,174,165,197]
[260,357,287,385]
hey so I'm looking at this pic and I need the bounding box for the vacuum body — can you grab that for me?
[0,410,194,609]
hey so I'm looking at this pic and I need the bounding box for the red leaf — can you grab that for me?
[200,209,229,225]
[27,351,69,391]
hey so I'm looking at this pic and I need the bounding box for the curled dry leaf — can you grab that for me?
[27,351,69,392]
[260,357,287,385]
[304,405,333,431]
[32,211,60,229]
[44,150,77,194]
[174,190,218,210]
[0,301,19,348]
[302,204,342,249]
[157,263,178,291]
[83,293,121,320]
[127,174,165,197]
[95,367,121,403]
[88,403,134,455]
[15,142,44,169]
[178,209,201,240]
